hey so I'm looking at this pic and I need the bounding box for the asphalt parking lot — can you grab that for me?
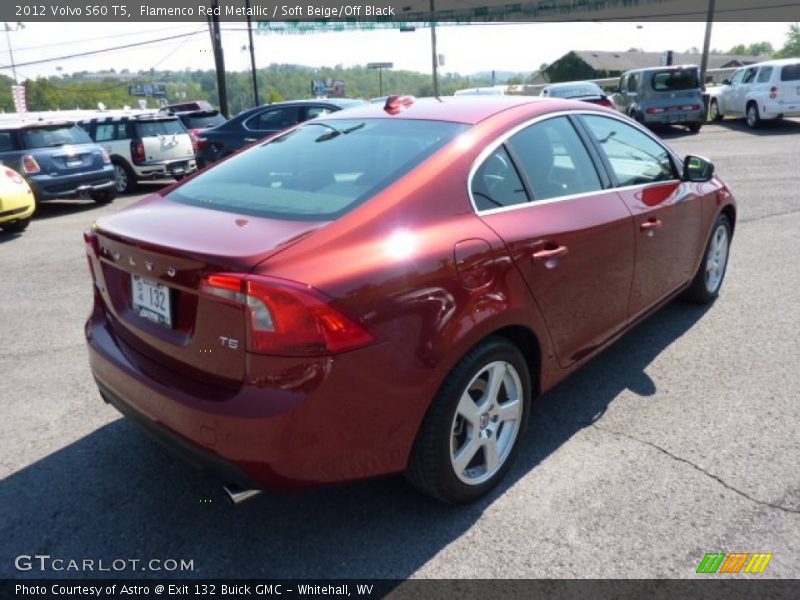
[1,116,799,580]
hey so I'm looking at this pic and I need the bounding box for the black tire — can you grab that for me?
[688,122,702,133]
[746,102,761,129]
[112,161,137,194]
[685,213,732,304]
[90,189,117,204]
[708,99,723,122]
[1,217,30,233]
[405,336,531,504]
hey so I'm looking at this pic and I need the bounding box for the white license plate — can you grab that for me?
[131,275,172,327]
[66,158,82,167]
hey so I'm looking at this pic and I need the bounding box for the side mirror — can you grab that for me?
[722,78,731,85]
[683,155,715,182]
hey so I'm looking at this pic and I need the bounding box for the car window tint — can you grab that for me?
[246,107,301,131]
[757,66,773,83]
[471,146,528,211]
[136,119,185,137]
[22,125,91,149]
[305,106,333,120]
[781,64,800,81]
[581,115,676,186]
[508,117,602,201]
[182,113,226,129]
[742,68,758,84]
[651,68,700,91]
[0,131,18,151]
[168,119,467,221]
[94,123,115,142]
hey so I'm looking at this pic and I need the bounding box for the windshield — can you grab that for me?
[136,119,186,137]
[651,68,700,91]
[23,125,92,148]
[544,84,604,98]
[168,119,468,221]
[181,112,227,129]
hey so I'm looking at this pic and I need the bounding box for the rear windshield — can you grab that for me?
[544,84,603,98]
[180,112,227,129]
[651,69,700,91]
[135,119,186,137]
[22,125,91,148]
[168,119,468,221]
[780,64,800,81]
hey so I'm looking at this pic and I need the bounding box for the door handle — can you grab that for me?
[532,245,568,261]
[639,218,662,231]
[244,137,257,143]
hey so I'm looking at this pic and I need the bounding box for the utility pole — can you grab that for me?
[699,0,716,87]
[208,0,229,117]
[429,0,440,97]
[4,22,23,85]
[244,0,259,106]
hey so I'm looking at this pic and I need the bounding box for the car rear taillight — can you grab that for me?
[189,128,206,153]
[22,154,40,174]
[770,86,778,100]
[131,139,146,164]
[201,274,375,356]
[680,105,701,111]
[83,227,100,279]
[384,95,415,115]
[595,97,613,108]
[4,167,24,184]
[100,148,111,164]
[646,107,665,114]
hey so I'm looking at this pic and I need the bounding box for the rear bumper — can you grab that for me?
[131,158,197,179]
[643,109,705,125]
[0,192,35,223]
[760,101,800,119]
[85,305,432,490]
[28,166,116,200]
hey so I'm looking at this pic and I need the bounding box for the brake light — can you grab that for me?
[595,97,613,108]
[646,107,665,114]
[100,148,111,164]
[131,139,146,164]
[188,129,206,152]
[201,274,375,356]
[680,105,701,111]
[770,86,778,100]
[4,167,24,184]
[22,154,40,174]
[83,227,99,256]
[384,95,415,115]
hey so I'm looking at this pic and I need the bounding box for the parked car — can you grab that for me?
[195,99,366,167]
[707,58,800,127]
[167,109,228,156]
[84,95,736,504]
[612,65,705,132]
[79,114,197,194]
[0,121,116,204]
[540,81,614,108]
[158,100,214,114]
[0,166,35,233]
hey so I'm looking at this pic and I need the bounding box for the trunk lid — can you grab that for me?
[94,196,324,387]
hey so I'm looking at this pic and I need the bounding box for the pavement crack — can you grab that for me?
[591,423,800,515]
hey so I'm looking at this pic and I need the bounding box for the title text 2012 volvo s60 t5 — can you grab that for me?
[84,96,735,504]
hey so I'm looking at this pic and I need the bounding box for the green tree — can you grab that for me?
[728,42,774,56]
[775,23,800,58]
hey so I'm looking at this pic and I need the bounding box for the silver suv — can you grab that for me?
[79,114,196,193]
[612,65,705,133]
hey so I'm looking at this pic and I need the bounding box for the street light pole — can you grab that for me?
[244,0,259,106]
[207,1,229,117]
[700,0,716,86]
[429,0,440,97]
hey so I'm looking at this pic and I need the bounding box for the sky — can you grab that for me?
[0,21,794,81]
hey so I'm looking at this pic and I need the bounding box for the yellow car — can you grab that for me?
[0,166,35,233]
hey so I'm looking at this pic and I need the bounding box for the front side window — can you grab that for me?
[168,119,467,221]
[729,69,745,86]
[471,146,528,211]
[581,115,676,186]
[22,125,92,148]
[507,117,602,201]
[627,73,639,93]
[742,67,758,84]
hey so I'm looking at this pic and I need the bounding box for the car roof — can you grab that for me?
[319,96,565,125]
[78,113,180,123]
[0,120,76,130]
[624,64,699,74]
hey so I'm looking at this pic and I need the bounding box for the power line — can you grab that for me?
[5,25,201,54]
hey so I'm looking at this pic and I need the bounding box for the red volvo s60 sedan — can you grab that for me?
[84,96,735,504]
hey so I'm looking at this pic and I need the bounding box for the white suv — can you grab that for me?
[708,58,800,128]
[79,114,196,193]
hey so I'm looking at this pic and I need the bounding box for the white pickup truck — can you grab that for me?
[708,58,800,128]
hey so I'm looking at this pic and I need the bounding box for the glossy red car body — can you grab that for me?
[85,96,736,492]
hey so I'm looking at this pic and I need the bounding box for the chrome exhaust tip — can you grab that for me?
[223,484,262,505]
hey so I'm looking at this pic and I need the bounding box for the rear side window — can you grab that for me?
[757,67,773,83]
[651,68,700,91]
[507,117,602,201]
[135,119,185,137]
[22,125,91,148]
[93,123,117,142]
[0,130,19,152]
[245,107,301,131]
[581,115,676,186]
[781,64,800,81]
[471,146,528,211]
[168,119,467,221]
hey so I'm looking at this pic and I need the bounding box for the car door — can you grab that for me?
[720,68,746,114]
[612,74,629,112]
[578,114,704,320]
[474,115,635,368]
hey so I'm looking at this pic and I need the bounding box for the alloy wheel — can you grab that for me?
[114,164,128,193]
[705,223,729,294]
